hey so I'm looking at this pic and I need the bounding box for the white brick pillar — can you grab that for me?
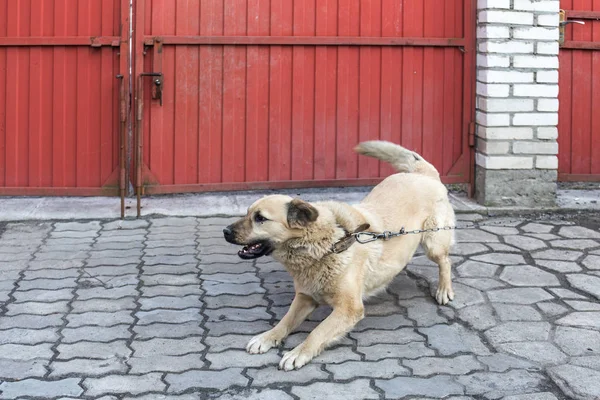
[475,0,560,207]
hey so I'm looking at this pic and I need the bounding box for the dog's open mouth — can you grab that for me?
[238,241,273,259]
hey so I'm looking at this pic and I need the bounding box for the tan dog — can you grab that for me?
[223,141,455,370]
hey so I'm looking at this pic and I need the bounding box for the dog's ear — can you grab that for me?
[287,199,319,229]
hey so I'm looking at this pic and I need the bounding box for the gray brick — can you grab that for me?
[144,255,198,265]
[95,234,146,244]
[0,280,15,291]
[0,378,83,399]
[50,358,128,377]
[87,257,142,267]
[0,328,59,345]
[146,239,197,248]
[203,282,265,296]
[200,254,247,264]
[98,229,147,238]
[71,297,136,313]
[203,273,259,284]
[57,341,131,360]
[139,295,201,310]
[0,359,48,380]
[24,268,80,280]
[141,284,202,298]
[67,310,133,327]
[457,370,546,398]
[200,263,256,274]
[166,368,248,393]
[349,328,424,346]
[62,325,131,343]
[0,260,29,270]
[17,277,77,291]
[144,246,196,257]
[103,219,149,230]
[129,354,206,373]
[327,359,409,380]
[293,380,379,400]
[77,285,138,300]
[0,343,54,360]
[136,308,202,325]
[55,221,101,231]
[142,264,198,275]
[205,321,273,336]
[205,307,270,322]
[6,301,69,316]
[204,334,253,352]
[358,342,435,361]
[0,313,64,329]
[405,355,484,376]
[456,261,499,277]
[134,322,203,339]
[0,252,31,261]
[142,274,199,286]
[310,346,362,364]
[83,373,166,396]
[0,269,20,282]
[132,337,204,357]
[35,251,88,261]
[93,242,145,251]
[83,265,139,277]
[248,364,328,386]
[88,249,143,259]
[82,274,137,288]
[152,217,198,227]
[51,230,97,239]
[376,375,464,399]
[207,350,279,369]
[355,314,413,331]
[28,259,84,270]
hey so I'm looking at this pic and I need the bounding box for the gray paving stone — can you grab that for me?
[203,282,265,296]
[67,310,133,327]
[446,283,486,309]
[556,311,600,329]
[51,230,97,239]
[0,313,64,329]
[57,341,131,360]
[537,302,569,317]
[457,277,506,291]
[499,265,560,287]
[389,274,428,299]
[151,217,198,227]
[548,364,600,400]
[358,342,435,361]
[294,380,379,400]
[0,252,34,262]
[132,337,205,357]
[455,229,499,243]
[0,280,15,291]
[134,321,203,339]
[13,288,73,303]
[204,334,253,352]
[310,346,363,364]
[457,304,497,330]
[50,358,128,377]
[139,295,201,310]
[0,343,54,361]
[487,288,554,304]
[477,353,537,372]
[522,223,553,234]
[103,219,150,230]
[146,239,197,248]
[98,229,148,238]
[497,341,568,365]
[503,235,547,251]
[493,304,543,321]
[143,246,196,257]
[71,297,136,313]
[136,308,202,325]
[206,350,280,368]
[555,326,600,356]
[87,257,142,267]
[376,375,464,399]
[123,395,200,400]
[484,322,550,345]
[0,269,20,282]
[24,268,81,280]
[129,354,206,373]
[55,221,101,231]
[205,307,270,322]
[472,253,526,265]
[551,239,600,250]
[419,324,490,355]
[532,249,583,261]
[559,225,600,239]
[405,355,484,376]
[0,328,59,345]
[77,285,138,300]
[166,368,248,392]
[548,287,587,299]
[201,262,257,274]
[247,364,328,386]
[535,259,582,273]
[17,277,78,291]
[0,359,48,379]
[349,327,424,346]
[503,393,558,400]
[203,273,260,284]
[481,244,521,253]
[528,233,561,241]
[143,264,198,275]
[355,314,414,331]
[142,274,199,286]
[144,255,198,266]
[93,242,145,251]
[565,300,600,311]
[141,284,203,297]
[400,299,447,326]
[62,325,131,343]
[216,389,292,400]
[582,254,600,270]
[456,260,499,277]
[88,249,143,260]
[457,370,546,399]
[571,356,600,370]
[200,254,249,264]
[28,259,84,270]
[328,359,407,380]
[0,378,83,399]
[83,373,166,396]
[6,300,69,315]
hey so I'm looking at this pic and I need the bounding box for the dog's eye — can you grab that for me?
[254,213,268,223]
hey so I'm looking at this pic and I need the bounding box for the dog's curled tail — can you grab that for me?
[354,140,440,180]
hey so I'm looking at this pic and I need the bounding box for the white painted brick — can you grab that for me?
[477,82,510,98]
[513,112,559,126]
[537,70,559,83]
[477,26,511,39]
[478,127,534,140]
[513,141,559,154]
[476,111,511,127]
[478,70,534,83]
[536,156,559,169]
[479,98,534,112]
[478,0,511,9]
[513,55,558,69]
[513,0,560,12]
[537,13,560,27]
[537,41,559,55]
[479,40,534,54]
[514,84,559,97]
[476,154,534,169]
[479,10,534,25]
[478,54,511,68]
[538,98,559,112]
[477,140,511,155]
[513,27,559,40]
[537,127,558,139]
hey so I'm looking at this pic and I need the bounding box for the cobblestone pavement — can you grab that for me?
[0,214,599,400]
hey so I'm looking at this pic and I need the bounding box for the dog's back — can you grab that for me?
[354,141,440,181]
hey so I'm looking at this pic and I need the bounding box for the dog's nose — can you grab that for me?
[223,227,233,240]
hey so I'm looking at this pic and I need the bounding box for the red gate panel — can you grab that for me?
[0,0,129,195]
[135,0,475,194]
[559,1,600,181]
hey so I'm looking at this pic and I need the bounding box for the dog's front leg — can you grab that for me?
[246,292,317,354]
[279,296,364,371]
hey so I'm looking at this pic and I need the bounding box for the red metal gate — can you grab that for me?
[134,0,476,197]
[0,0,129,196]
[559,1,600,181]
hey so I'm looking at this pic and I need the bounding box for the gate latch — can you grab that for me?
[152,77,163,106]
[559,10,585,46]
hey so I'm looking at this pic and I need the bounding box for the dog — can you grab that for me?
[223,141,455,370]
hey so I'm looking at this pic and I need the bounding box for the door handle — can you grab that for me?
[559,10,586,46]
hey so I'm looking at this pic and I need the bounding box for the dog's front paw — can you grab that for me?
[435,282,455,305]
[279,345,314,371]
[246,330,281,354]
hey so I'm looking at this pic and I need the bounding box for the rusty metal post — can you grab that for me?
[117,74,126,219]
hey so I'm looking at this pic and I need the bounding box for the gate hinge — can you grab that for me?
[468,121,476,147]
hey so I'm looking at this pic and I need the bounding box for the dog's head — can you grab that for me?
[223,195,319,259]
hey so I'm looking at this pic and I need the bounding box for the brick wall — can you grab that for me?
[475,0,560,207]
